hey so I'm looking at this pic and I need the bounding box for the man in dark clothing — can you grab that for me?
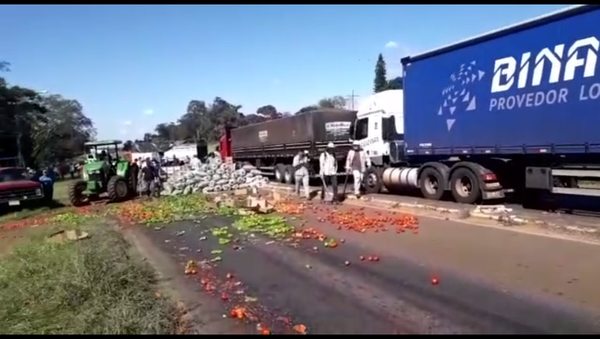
[131,158,140,194]
[140,159,156,197]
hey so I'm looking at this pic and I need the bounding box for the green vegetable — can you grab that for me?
[232,215,294,239]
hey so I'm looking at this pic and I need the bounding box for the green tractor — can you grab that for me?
[69,140,136,207]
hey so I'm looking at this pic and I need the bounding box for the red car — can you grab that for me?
[0,167,45,208]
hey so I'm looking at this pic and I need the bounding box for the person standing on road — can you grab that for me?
[319,142,338,203]
[152,159,162,197]
[39,170,54,203]
[293,150,311,199]
[140,158,156,198]
[345,140,371,198]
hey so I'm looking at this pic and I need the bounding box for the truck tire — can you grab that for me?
[419,167,445,200]
[107,176,129,202]
[284,165,295,184]
[449,167,481,204]
[363,167,382,194]
[69,180,88,207]
[275,164,286,183]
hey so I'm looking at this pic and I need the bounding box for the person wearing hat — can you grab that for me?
[319,142,338,203]
[345,140,371,198]
[293,149,310,199]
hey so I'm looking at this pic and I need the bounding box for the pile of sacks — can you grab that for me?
[162,163,269,196]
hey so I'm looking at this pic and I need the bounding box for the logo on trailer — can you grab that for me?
[439,36,600,131]
[258,130,268,142]
[489,36,599,113]
[438,61,486,131]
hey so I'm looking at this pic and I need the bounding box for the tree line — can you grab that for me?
[0,62,96,168]
[132,95,349,149]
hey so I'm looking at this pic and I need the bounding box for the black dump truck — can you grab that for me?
[224,108,356,183]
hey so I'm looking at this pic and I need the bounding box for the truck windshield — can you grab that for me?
[355,118,368,140]
[0,168,28,182]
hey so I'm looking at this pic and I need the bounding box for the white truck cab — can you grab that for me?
[353,89,404,166]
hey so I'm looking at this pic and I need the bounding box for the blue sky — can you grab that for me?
[1,4,568,140]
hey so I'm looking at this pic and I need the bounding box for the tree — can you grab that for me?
[318,96,346,109]
[256,105,281,119]
[31,94,96,165]
[178,100,209,143]
[149,96,248,145]
[387,76,403,90]
[0,80,47,166]
[295,105,319,115]
[374,53,388,93]
[206,97,244,141]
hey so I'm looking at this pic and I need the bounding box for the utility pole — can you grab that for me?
[344,90,360,110]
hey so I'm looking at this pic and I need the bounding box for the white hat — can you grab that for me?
[352,140,360,146]
[304,150,309,154]
[327,142,335,148]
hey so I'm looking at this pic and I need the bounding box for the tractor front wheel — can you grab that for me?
[69,180,88,207]
[107,176,129,202]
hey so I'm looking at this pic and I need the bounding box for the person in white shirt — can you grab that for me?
[319,142,338,203]
[345,140,371,198]
[190,155,201,170]
[293,150,310,199]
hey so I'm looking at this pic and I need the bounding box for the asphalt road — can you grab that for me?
[140,202,600,334]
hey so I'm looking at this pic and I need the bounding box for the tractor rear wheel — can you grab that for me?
[69,180,88,207]
[107,176,129,202]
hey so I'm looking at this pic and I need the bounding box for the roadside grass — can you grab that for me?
[0,221,179,334]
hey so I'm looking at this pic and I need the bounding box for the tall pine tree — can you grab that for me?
[373,53,388,93]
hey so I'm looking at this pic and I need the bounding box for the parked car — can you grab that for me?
[0,167,45,208]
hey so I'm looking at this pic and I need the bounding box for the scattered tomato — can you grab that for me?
[293,324,308,334]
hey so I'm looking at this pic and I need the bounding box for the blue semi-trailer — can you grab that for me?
[355,5,600,205]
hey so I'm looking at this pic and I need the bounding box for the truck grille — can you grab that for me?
[0,188,41,201]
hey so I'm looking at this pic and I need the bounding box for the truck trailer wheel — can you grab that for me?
[284,165,295,184]
[275,164,286,183]
[449,167,481,204]
[363,167,382,194]
[419,167,445,200]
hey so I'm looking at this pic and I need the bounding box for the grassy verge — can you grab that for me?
[0,221,179,334]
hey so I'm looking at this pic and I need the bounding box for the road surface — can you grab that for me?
[132,201,600,334]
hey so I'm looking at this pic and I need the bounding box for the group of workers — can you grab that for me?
[292,140,370,203]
